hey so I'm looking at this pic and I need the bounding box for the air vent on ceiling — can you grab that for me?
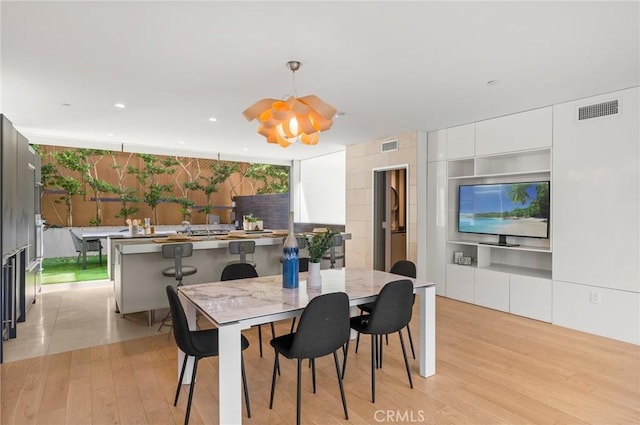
[381,139,398,153]
[577,99,619,121]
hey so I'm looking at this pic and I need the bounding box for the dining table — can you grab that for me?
[177,267,436,425]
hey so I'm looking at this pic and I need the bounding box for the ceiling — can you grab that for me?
[2,1,638,163]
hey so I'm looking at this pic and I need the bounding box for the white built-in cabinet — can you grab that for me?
[427,108,553,322]
[445,263,474,303]
[510,274,552,322]
[475,107,552,156]
[426,88,639,343]
[446,123,475,159]
[552,87,639,344]
[474,268,510,312]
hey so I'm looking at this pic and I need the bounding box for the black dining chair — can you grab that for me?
[342,279,414,403]
[220,263,275,358]
[355,260,417,359]
[166,285,251,425]
[269,292,350,425]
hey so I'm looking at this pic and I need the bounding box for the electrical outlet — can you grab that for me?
[589,291,602,304]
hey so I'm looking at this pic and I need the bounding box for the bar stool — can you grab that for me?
[322,234,344,269]
[228,240,256,268]
[158,243,198,333]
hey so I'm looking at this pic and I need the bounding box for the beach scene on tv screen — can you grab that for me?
[459,182,549,238]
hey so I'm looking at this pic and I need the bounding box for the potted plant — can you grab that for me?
[306,229,338,277]
[243,213,263,231]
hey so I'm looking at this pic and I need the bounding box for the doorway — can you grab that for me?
[373,166,408,271]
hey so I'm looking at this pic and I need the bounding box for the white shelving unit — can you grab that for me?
[444,146,553,321]
[427,90,639,342]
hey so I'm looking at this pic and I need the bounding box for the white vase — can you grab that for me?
[308,261,321,277]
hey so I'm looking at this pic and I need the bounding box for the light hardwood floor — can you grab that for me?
[2,296,638,425]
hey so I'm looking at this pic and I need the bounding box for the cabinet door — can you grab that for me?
[16,133,31,250]
[510,274,551,322]
[474,268,510,312]
[2,115,18,257]
[553,88,639,292]
[446,124,475,159]
[427,161,447,295]
[475,107,552,156]
[427,129,446,162]
[446,264,474,303]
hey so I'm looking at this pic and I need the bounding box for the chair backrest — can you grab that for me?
[221,263,258,281]
[69,229,83,252]
[207,214,220,225]
[229,240,256,263]
[228,240,256,255]
[367,279,414,335]
[389,260,416,278]
[296,237,307,249]
[298,257,309,273]
[162,242,194,259]
[166,285,197,356]
[289,292,350,359]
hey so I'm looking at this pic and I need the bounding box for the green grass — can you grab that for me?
[42,256,108,285]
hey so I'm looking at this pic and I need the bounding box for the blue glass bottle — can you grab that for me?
[282,212,299,288]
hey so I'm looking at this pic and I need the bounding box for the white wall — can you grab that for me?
[299,151,345,224]
[551,87,639,344]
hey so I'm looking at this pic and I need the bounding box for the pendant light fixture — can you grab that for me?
[242,61,336,148]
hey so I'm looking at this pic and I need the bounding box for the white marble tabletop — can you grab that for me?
[178,268,433,325]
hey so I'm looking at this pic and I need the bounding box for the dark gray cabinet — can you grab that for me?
[2,115,18,257]
[1,115,38,362]
[17,132,31,251]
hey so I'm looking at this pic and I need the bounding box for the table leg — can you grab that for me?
[82,238,87,269]
[218,322,242,424]
[349,305,358,339]
[178,293,196,384]
[417,286,436,377]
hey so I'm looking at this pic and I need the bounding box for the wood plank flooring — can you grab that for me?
[2,296,638,424]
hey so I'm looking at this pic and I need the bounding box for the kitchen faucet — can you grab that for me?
[181,220,192,236]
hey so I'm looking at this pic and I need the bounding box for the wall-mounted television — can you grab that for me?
[458,181,550,246]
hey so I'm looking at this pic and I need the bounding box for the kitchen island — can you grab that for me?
[112,232,350,322]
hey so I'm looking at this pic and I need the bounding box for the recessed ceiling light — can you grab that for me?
[62,103,71,107]
[486,80,499,86]
[107,133,115,137]
[242,148,249,151]
[115,103,126,108]
[178,140,185,144]
[208,117,217,122]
